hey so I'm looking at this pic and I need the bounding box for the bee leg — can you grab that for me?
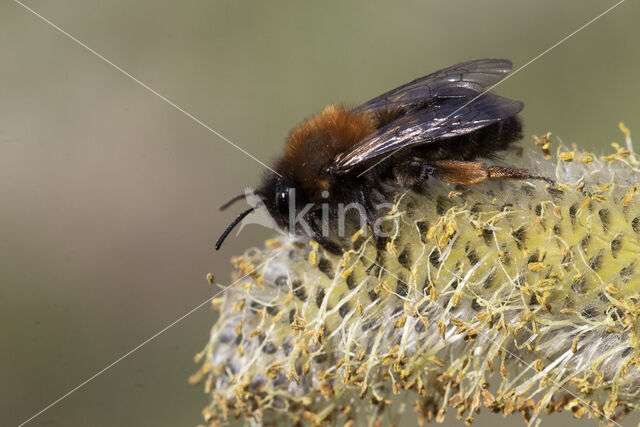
[315,236,344,255]
[365,234,387,275]
[308,211,343,255]
[433,160,554,185]
[486,166,555,185]
[358,188,387,275]
[392,159,436,189]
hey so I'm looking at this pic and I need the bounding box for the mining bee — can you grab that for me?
[216,58,549,265]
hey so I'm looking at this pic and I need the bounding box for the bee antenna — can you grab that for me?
[219,193,250,211]
[215,207,256,250]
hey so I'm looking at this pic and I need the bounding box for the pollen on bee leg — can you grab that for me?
[196,131,640,426]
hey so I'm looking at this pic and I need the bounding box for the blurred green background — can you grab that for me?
[2,0,639,426]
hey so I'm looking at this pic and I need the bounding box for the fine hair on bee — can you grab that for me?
[216,59,552,263]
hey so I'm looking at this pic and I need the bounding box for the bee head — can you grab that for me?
[216,168,310,251]
[256,171,305,231]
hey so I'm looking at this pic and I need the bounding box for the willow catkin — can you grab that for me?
[192,127,640,426]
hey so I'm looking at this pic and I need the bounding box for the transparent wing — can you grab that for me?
[352,58,513,114]
[335,93,523,172]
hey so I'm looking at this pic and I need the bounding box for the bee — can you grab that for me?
[216,58,549,262]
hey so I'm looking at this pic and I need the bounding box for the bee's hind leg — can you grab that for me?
[485,165,554,184]
[432,160,554,185]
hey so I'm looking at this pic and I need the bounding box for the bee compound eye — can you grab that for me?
[276,189,290,214]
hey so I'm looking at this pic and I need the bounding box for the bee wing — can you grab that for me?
[352,58,513,114]
[334,93,523,172]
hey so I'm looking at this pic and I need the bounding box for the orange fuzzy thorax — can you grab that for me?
[281,104,373,196]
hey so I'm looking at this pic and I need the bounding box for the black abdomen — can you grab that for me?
[412,116,523,162]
